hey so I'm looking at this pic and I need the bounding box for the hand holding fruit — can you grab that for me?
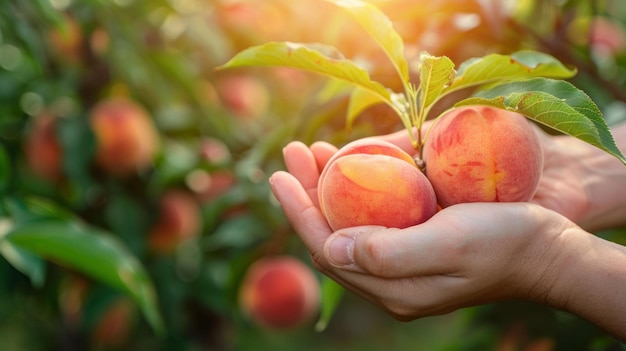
[269,119,626,339]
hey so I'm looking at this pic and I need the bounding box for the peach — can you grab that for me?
[89,97,159,176]
[239,256,320,330]
[23,112,63,182]
[47,13,84,66]
[186,169,236,204]
[89,27,110,56]
[58,275,89,329]
[318,139,437,231]
[199,137,231,165]
[590,17,626,57]
[90,296,136,349]
[148,190,201,254]
[422,106,543,208]
[569,16,626,57]
[216,74,270,120]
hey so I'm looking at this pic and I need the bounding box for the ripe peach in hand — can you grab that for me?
[422,106,543,208]
[239,256,320,330]
[318,139,437,231]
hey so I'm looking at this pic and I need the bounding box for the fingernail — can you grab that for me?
[326,234,354,267]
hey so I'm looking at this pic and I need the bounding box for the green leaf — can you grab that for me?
[443,50,577,96]
[455,78,626,164]
[326,0,409,82]
[315,276,345,332]
[315,78,354,104]
[418,53,456,112]
[4,196,78,224]
[346,87,387,130]
[6,221,165,335]
[217,41,391,103]
[205,214,270,251]
[0,219,45,288]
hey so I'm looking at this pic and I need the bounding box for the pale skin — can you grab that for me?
[269,122,626,340]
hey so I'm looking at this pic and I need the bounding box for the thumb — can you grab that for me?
[323,219,463,278]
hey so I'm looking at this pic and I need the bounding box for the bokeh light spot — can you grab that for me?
[0,44,22,71]
[20,92,44,117]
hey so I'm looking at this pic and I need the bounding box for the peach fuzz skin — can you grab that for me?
[423,106,543,208]
[318,139,437,231]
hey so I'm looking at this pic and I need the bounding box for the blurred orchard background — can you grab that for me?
[1,0,626,350]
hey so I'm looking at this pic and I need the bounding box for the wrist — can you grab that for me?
[533,224,586,310]
[545,225,626,338]
[511,207,578,305]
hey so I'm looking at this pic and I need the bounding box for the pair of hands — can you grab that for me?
[269,127,594,320]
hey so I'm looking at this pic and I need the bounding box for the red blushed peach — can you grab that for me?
[148,190,201,254]
[89,97,159,176]
[590,17,626,57]
[239,256,320,330]
[318,139,437,231]
[23,112,63,182]
[423,106,543,208]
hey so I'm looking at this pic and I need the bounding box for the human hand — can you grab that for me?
[269,123,626,335]
[269,131,575,319]
[532,125,626,231]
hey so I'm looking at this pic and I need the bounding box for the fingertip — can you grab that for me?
[268,171,299,203]
[282,141,321,189]
[310,141,338,154]
[282,141,311,170]
[310,141,338,173]
[282,140,308,156]
[268,170,287,192]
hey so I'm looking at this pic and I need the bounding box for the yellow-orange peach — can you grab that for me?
[239,256,319,330]
[318,139,437,231]
[47,13,84,66]
[423,106,543,208]
[89,97,159,176]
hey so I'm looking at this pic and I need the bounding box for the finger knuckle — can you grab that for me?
[360,235,392,275]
